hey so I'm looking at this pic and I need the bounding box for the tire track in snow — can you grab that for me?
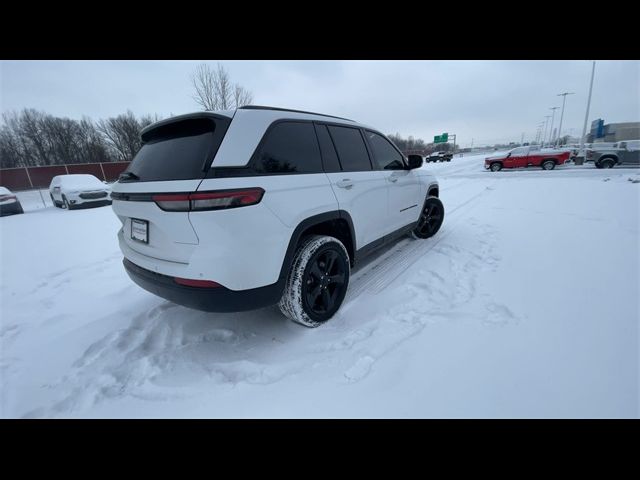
[345,183,495,302]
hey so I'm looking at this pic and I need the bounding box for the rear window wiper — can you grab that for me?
[119,171,140,182]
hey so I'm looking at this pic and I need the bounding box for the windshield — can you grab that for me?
[60,175,105,189]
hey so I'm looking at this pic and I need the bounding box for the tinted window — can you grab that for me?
[314,124,341,172]
[327,126,372,172]
[253,122,322,174]
[126,118,227,182]
[365,130,405,170]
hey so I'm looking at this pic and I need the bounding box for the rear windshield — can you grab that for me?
[122,117,230,182]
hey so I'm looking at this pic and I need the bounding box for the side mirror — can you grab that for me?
[407,155,423,169]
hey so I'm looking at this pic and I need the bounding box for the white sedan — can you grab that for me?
[49,174,112,210]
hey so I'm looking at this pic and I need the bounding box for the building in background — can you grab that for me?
[587,119,640,143]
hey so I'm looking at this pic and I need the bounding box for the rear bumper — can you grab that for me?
[123,258,284,313]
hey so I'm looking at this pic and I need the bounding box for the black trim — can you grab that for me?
[278,210,357,278]
[239,105,355,122]
[139,112,233,140]
[353,222,418,264]
[399,204,418,212]
[123,258,285,313]
[111,191,158,202]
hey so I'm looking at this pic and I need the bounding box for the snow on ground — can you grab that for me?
[1,154,638,418]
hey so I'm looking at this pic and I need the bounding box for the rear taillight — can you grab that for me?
[153,188,264,212]
[174,277,222,288]
[0,194,16,201]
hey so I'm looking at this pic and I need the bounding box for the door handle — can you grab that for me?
[336,179,354,189]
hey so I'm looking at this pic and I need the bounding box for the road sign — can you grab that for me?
[434,133,449,143]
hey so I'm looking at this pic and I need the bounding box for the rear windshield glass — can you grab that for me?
[123,117,229,182]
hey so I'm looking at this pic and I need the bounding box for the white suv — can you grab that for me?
[111,106,444,327]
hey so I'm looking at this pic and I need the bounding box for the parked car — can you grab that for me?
[485,146,571,171]
[0,187,24,216]
[49,174,112,210]
[589,140,640,168]
[111,106,444,327]
[427,151,452,162]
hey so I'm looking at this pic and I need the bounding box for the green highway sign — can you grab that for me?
[434,133,449,143]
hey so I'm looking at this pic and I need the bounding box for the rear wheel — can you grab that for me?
[601,159,615,169]
[542,160,556,170]
[279,235,350,328]
[490,162,502,172]
[412,196,445,239]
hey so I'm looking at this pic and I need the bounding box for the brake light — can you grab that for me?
[153,188,264,212]
[0,194,16,201]
[174,277,222,288]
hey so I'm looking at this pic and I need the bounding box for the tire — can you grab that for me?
[412,196,445,239]
[278,235,350,328]
[490,162,502,172]
[595,162,603,169]
[601,159,615,169]
[542,160,556,170]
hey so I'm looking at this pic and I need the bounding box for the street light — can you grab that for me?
[549,107,560,146]
[555,92,575,147]
[543,115,551,147]
[579,61,596,159]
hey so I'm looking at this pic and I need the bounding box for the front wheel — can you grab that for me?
[490,162,502,172]
[412,196,445,239]
[279,235,350,328]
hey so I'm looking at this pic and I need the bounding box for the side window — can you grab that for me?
[511,147,527,156]
[327,125,372,172]
[252,121,322,174]
[314,124,342,173]
[365,130,405,170]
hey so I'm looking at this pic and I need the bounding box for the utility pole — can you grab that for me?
[555,92,575,147]
[521,132,525,145]
[549,107,560,146]
[578,60,596,163]
[543,115,551,147]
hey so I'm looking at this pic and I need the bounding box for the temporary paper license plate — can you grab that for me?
[131,218,148,243]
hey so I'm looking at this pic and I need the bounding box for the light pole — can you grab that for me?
[555,92,575,147]
[579,61,596,161]
[549,106,560,146]
[543,115,551,147]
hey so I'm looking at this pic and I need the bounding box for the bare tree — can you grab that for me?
[192,63,253,111]
[97,111,146,162]
[233,84,253,108]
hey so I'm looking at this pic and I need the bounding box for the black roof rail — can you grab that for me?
[238,105,355,122]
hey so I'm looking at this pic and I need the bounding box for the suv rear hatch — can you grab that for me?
[111,113,232,264]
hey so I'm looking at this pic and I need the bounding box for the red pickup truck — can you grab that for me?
[485,146,571,172]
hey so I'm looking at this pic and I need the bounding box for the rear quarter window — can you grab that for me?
[251,121,322,174]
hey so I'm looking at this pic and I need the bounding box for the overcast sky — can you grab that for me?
[1,60,638,147]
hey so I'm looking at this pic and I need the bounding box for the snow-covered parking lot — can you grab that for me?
[1,154,638,418]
